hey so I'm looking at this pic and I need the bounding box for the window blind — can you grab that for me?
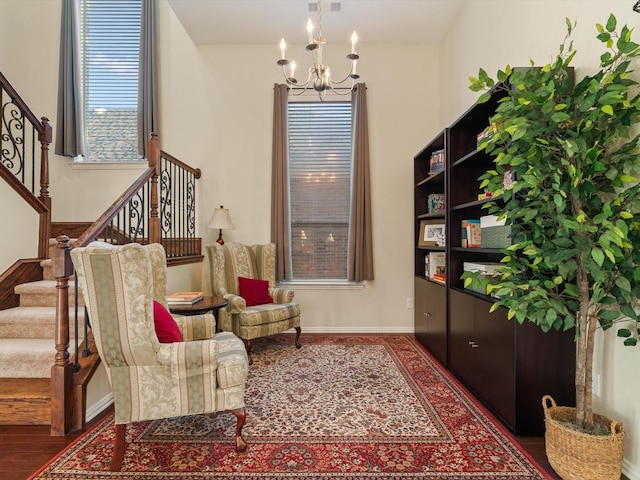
[80,0,142,161]
[287,101,353,279]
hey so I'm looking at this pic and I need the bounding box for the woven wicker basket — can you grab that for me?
[543,395,624,480]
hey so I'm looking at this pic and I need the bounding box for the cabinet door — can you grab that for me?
[474,299,516,429]
[414,277,430,346]
[426,280,447,365]
[448,289,476,388]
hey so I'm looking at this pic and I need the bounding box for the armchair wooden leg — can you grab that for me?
[243,339,253,365]
[111,423,126,472]
[231,407,247,452]
[294,326,302,349]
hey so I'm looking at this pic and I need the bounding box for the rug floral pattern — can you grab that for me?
[30,334,549,479]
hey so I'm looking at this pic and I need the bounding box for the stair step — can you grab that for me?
[0,378,51,425]
[41,258,54,281]
[0,339,55,378]
[0,306,84,339]
[14,280,84,308]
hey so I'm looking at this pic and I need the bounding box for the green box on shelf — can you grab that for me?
[481,225,511,248]
[480,215,511,249]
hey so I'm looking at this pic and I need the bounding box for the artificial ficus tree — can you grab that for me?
[466,14,640,432]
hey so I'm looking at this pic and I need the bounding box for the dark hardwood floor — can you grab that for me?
[1,406,560,480]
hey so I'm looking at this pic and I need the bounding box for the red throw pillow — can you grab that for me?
[238,276,273,306]
[153,300,183,343]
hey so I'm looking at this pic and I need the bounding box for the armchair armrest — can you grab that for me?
[155,338,219,372]
[224,293,247,313]
[173,313,216,341]
[270,287,294,303]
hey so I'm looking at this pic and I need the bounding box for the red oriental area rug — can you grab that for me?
[30,334,550,479]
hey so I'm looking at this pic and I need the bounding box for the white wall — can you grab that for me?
[157,1,439,332]
[439,1,640,476]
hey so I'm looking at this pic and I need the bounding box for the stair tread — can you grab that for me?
[0,338,55,348]
[0,305,84,319]
[0,338,54,351]
[15,280,77,293]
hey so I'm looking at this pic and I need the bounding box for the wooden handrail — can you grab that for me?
[0,71,46,135]
[1,71,52,259]
[74,167,156,247]
[160,150,202,179]
[0,163,48,214]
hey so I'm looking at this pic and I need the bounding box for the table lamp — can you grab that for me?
[208,205,235,245]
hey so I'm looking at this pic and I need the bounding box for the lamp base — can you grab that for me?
[216,229,225,245]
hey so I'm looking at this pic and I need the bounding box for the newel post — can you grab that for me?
[148,132,160,245]
[50,235,74,436]
[38,117,53,259]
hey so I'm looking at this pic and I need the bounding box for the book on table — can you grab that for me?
[167,291,204,305]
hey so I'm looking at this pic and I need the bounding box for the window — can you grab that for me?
[79,0,142,162]
[287,100,353,280]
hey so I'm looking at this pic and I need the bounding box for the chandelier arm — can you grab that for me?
[288,74,316,96]
[327,83,356,95]
[329,70,357,86]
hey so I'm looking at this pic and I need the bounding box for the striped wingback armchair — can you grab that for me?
[71,242,249,471]
[207,242,301,364]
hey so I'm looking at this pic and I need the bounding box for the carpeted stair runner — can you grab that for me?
[0,239,84,424]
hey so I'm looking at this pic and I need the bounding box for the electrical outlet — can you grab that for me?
[406,298,414,309]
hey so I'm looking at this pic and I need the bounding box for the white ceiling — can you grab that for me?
[166,0,467,45]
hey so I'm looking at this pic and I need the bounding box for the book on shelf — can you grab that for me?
[427,193,445,213]
[427,252,446,283]
[167,291,204,305]
[461,219,481,248]
[429,149,445,175]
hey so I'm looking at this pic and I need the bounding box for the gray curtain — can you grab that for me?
[271,84,291,281]
[55,0,85,157]
[348,83,374,281]
[137,0,159,158]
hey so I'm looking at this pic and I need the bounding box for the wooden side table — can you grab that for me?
[169,295,228,333]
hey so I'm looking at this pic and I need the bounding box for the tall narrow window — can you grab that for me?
[79,0,142,162]
[287,100,353,280]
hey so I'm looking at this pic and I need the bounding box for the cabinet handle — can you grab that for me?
[425,312,432,317]
[468,341,479,348]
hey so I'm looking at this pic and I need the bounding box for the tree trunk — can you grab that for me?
[575,252,594,429]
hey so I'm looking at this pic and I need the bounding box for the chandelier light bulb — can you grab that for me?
[351,31,358,54]
[280,38,286,59]
[307,19,314,44]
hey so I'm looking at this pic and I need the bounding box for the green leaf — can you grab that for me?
[591,248,605,266]
[617,328,632,338]
[478,92,491,104]
[601,104,614,115]
[616,276,632,293]
[623,338,638,346]
[599,309,620,322]
[606,14,617,33]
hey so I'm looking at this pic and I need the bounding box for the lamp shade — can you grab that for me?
[208,205,235,231]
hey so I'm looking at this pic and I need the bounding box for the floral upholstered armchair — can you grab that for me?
[71,242,249,471]
[207,242,301,364]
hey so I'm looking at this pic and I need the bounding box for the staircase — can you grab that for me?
[0,239,84,425]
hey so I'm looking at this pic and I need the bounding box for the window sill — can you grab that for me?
[277,280,366,290]
[69,160,147,171]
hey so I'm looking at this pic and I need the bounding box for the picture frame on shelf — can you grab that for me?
[419,220,446,247]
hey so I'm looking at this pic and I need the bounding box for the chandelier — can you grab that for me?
[277,0,360,97]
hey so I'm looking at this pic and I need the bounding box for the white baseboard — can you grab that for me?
[85,393,113,422]
[291,326,415,334]
[624,458,640,480]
